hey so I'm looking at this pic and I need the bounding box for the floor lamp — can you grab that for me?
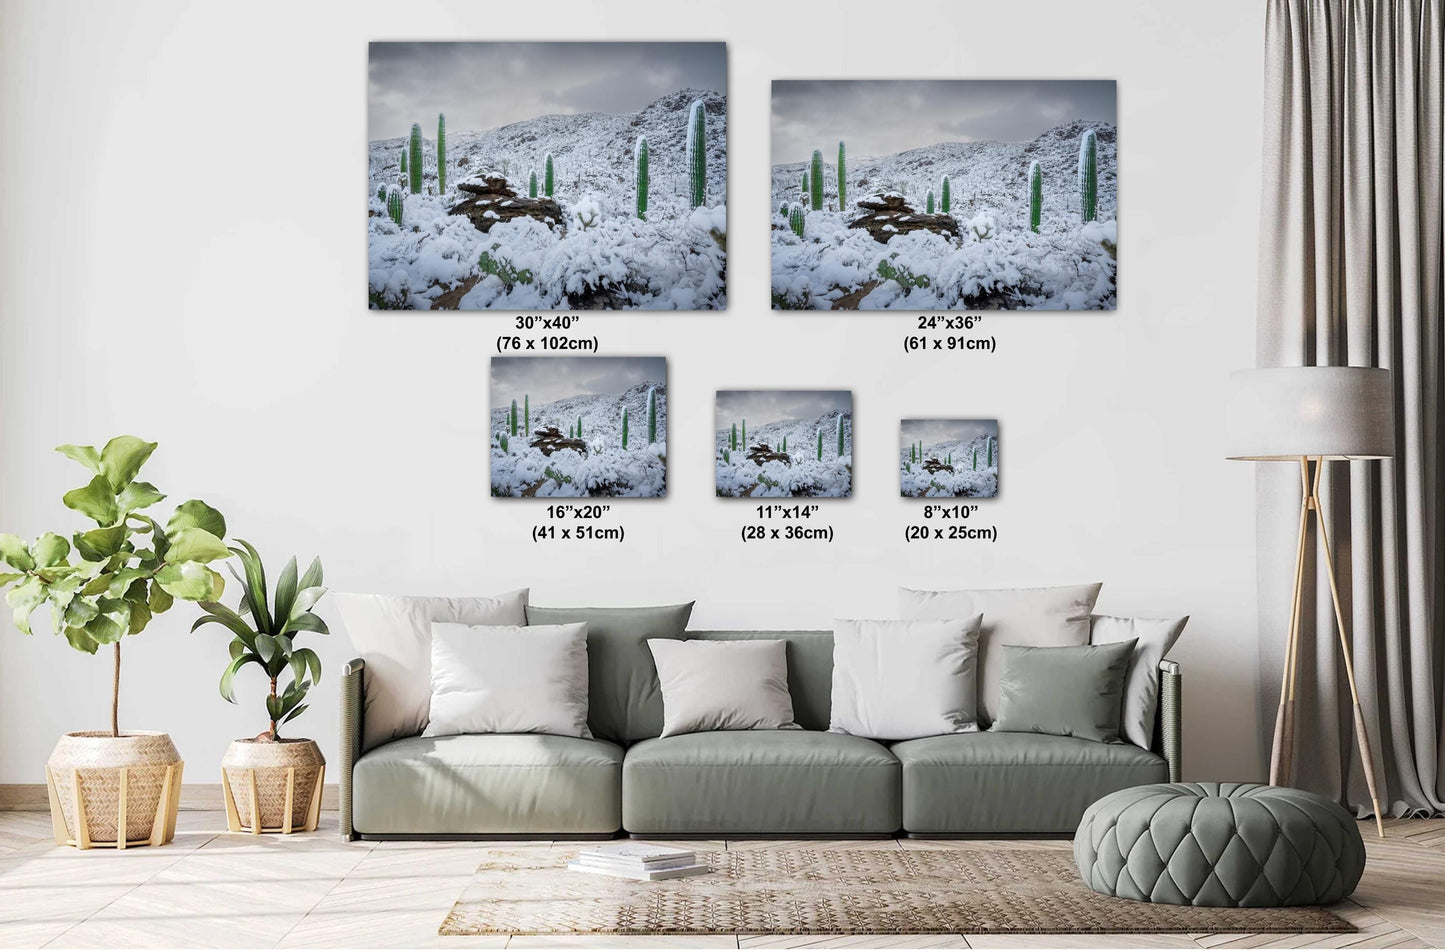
[1227,366,1393,838]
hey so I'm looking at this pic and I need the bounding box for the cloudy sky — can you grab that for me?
[491,357,665,407]
[900,418,999,447]
[715,390,852,429]
[369,42,726,140]
[772,80,1115,164]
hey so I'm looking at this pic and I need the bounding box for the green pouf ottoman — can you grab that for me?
[1074,782,1365,907]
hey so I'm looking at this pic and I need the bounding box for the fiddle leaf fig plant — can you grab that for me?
[0,436,229,736]
[192,541,329,740]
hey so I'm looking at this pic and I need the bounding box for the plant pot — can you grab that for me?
[220,738,325,835]
[45,731,184,850]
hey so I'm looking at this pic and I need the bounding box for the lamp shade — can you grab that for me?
[1226,367,1394,460]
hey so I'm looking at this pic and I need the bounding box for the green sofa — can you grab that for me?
[338,630,1181,840]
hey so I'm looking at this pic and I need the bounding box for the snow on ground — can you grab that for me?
[900,434,999,498]
[715,410,852,498]
[491,383,667,497]
[369,90,726,311]
[771,121,1116,311]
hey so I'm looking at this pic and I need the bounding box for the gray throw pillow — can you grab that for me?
[1090,614,1189,750]
[992,640,1136,743]
[647,639,798,738]
[526,602,694,743]
[829,617,983,741]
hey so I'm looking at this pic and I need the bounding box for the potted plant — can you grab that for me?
[0,436,229,849]
[193,541,329,834]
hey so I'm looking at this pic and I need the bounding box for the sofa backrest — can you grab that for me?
[685,630,834,732]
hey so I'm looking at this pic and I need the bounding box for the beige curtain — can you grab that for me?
[1258,0,1444,816]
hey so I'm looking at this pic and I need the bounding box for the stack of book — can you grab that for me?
[566,842,710,881]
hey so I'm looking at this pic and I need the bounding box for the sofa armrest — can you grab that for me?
[1156,659,1182,782]
[339,657,365,841]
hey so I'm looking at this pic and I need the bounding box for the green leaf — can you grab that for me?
[32,533,70,568]
[273,556,299,624]
[98,436,157,491]
[0,572,24,586]
[280,611,330,636]
[0,534,35,572]
[63,475,120,526]
[156,562,225,601]
[74,524,127,562]
[106,568,149,598]
[230,541,270,634]
[55,443,101,474]
[128,598,152,635]
[147,580,173,614]
[298,556,324,591]
[63,597,100,628]
[7,576,46,634]
[116,481,165,514]
[81,572,113,596]
[254,633,279,665]
[84,598,131,644]
[164,528,230,564]
[220,654,251,703]
[290,646,322,686]
[228,637,247,660]
[280,703,309,725]
[266,694,283,723]
[190,601,257,645]
[288,585,326,621]
[167,500,226,541]
[63,624,99,654]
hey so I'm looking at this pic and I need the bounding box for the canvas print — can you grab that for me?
[491,357,666,498]
[369,42,727,310]
[771,80,1116,311]
[715,391,853,498]
[900,420,999,498]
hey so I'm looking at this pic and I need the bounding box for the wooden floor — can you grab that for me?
[0,812,1441,949]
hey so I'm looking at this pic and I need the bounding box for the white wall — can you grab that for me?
[0,0,1266,784]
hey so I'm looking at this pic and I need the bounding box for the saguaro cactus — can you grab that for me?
[988,436,995,467]
[634,137,649,220]
[400,145,408,178]
[686,100,707,207]
[500,433,508,452]
[781,435,787,453]
[731,422,737,451]
[529,170,538,198]
[741,419,746,448]
[941,175,951,213]
[436,113,447,195]
[910,443,916,464]
[817,429,823,461]
[647,387,658,444]
[408,124,423,194]
[809,150,823,211]
[788,203,805,238]
[723,448,730,463]
[837,416,846,457]
[524,395,529,436]
[926,190,935,214]
[801,171,809,200]
[1029,160,1043,233]
[386,189,403,226]
[577,415,583,439]
[973,448,978,471]
[544,153,554,197]
[1078,128,1098,222]
[837,141,847,211]
[621,407,630,450]
[510,399,518,437]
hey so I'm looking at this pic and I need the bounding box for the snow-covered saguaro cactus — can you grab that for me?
[544,153,555,198]
[436,113,447,195]
[524,395,529,436]
[941,176,951,213]
[781,435,787,453]
[837,141,847,212]
[577,415,583,439]
[510,399,518,437]
[730,422,737,451]
[386,189,404,226]
[988,436,995,467]
[634,137,649,220]
[1029,160,1043,233]
[836,415,846,457]
[529,170,538,198]
[647,387,658,444]
[816,429,823,461]
[1078,128,1098,223]
[910,443,916,464]
[621,407,630,450]
[400,145,408,179]
[926,190,935,214]
[408,124,423,194]
[788,203,805,238]
[809,150,823,211]
[686,99,707,207]
[500,432,508,452]
[723,448,730,463]
[973,447,979,470]
[741,419,746,448]
[377,184,386,201]
[801,171,809,200]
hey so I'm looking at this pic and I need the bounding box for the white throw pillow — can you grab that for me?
[332,588,529,751]
[899,583,1102,725]
[1090,614,1188,750]
[829,617,982,741]
[647,639,798,738]
[424,622,591,739]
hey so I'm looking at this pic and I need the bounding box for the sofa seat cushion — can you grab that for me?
[893,732,1168,834]
[352,734,622,835]
[623,731,899,835]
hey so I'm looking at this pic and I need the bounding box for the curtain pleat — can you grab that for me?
[1259,0,1445,817]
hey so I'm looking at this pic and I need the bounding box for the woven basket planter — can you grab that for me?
[221,738,325,835]
[45,731,184,850]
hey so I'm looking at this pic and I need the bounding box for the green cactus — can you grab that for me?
[377,184,386,201]
[500,432,508,452]
[987,436,995,467]
[577,415,583,439]
[621,407,629,450]
[788,203,805,239]
[910,443,916,464]
[436,113,447,195]
[809,150,823,211]
[524,395,529,436]
[544,153,554,197]
[510,399,518,437]
[1079,128,1098,222]
[926,190,935,214]
[529,170,537,198]
[408,123,423,194]
[801,171,809,200]
[686,100,706,207]
[741,419,746,448]
[941,175,951,213]
[723,448,730,463]
[647,387,658,444]
[1029,160,1043,233]
[400,145,407,178]
[817,429,823,461]
[781,435,787,453]
[634,137,649,220]
[837,141,847,212]
[386,189,403,226]
[837,416,846,457]
[947,452,952,466]
[973,447,978,471]
[731,422,737,451]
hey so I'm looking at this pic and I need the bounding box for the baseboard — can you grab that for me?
[0,783,340,812]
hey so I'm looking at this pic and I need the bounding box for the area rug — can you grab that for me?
[439,847,1353,936]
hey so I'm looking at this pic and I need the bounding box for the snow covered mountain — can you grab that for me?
[491,382,667,497]
[900,434,999,498]
[369,90,726,311]
[715,409,853,498]
[771,121,1117,310]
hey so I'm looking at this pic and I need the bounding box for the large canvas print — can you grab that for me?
[715,391,852,498]
[900,419,999,498]
[369,42,727,310]
[491,357,667,498]
[771,80,1116,311]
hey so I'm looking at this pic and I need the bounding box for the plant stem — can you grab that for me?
[269,677,278,740]
[112,642,121,737]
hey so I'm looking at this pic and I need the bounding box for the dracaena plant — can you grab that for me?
[192,541,328,740]
[0,437,229,736]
